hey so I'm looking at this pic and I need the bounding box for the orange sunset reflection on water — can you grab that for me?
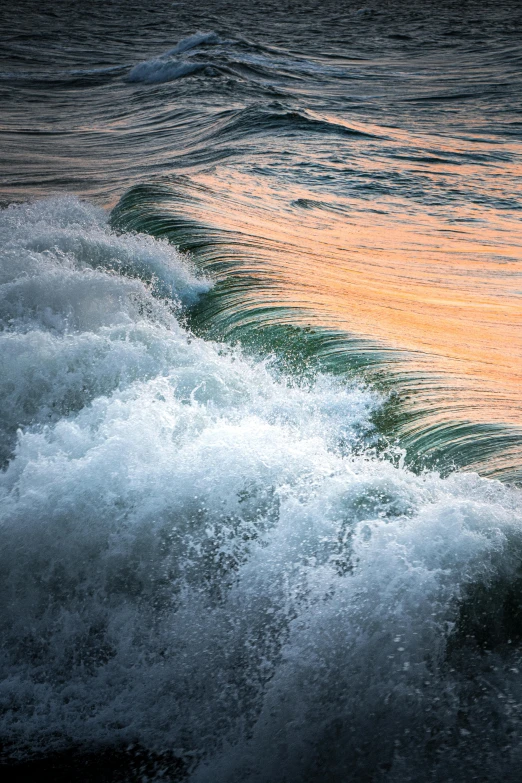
[162,146,522,458]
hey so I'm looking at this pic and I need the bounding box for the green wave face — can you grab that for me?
[111,181,522,484]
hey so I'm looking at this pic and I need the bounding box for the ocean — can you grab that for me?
[1,1,521,780]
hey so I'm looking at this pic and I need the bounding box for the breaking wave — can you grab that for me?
[127,31,221,84]
[1,197,522,781]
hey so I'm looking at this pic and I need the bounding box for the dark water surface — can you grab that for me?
[1,1,522,780]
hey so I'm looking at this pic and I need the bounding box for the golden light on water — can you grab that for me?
[178,153,522,433]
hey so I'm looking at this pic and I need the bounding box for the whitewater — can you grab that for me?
[0,197,521,781]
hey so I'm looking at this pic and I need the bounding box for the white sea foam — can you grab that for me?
[0,197,208,461]
[1,197,522,780]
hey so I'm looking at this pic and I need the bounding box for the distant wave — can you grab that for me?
[124,30,356,86]
[189,104,380,143]
[127,59,209,84]
[126,30,221,84]
[166,31,221,55]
